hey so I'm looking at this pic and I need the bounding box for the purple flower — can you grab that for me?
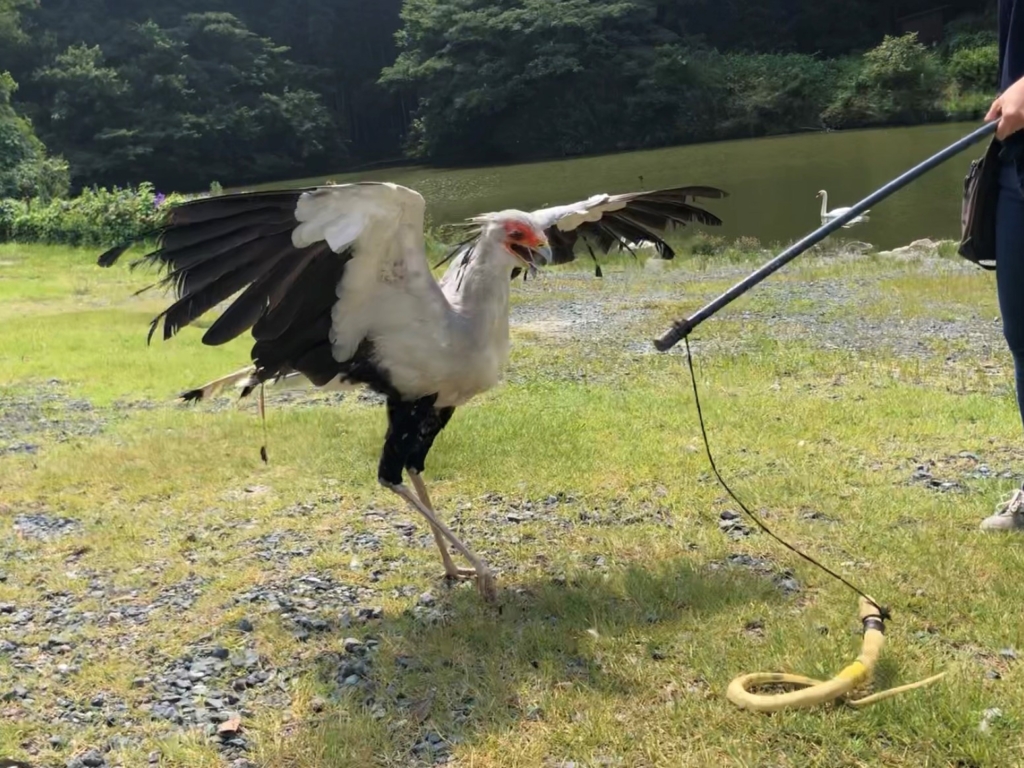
[154,192,167,208]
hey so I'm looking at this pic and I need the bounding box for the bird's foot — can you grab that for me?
[443,564,497,602]
[475,567,498,603]
[443,565,478,582]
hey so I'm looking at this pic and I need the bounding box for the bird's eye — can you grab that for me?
[509,230,525,241]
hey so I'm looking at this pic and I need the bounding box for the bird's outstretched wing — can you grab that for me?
[98,182,444,388]
[531,185,727,267]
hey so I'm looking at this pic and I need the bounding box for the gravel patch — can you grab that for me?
[717,509,753,540]
[908,464,967,494]
[708,553,801,597]
[139,643,290,761]
[0,381,110,457]
[245,530,316,563]
[474,491,676,532]
[905,451,1024,493]
[12,513,81,540]
[516,255,1005,362]
[512,294,653,345]
[232,571,382,643]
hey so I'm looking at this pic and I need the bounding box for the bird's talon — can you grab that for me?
[442,567,478,584]
[476,571,498,602]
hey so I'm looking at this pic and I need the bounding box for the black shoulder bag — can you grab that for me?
[958,137,1001,271]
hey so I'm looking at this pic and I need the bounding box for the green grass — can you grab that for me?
[2,241,1024,767]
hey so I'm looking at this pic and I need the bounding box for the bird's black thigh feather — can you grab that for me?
[378,395,455,486]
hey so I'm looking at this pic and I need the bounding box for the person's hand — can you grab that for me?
[987,75,1024,140]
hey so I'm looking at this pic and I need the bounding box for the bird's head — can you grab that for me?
[477,213,552,275]
[816,190,826,198]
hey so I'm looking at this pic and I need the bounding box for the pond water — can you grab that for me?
[270,121,985,252]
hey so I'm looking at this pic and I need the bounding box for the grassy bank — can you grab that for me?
[2,241,1024,767]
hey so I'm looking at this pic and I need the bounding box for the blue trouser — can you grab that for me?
[997,158,1024,429]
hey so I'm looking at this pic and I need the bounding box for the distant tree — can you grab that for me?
[381,0,675,161]
[823,33,948,128]
[0,70,69,200]
[29,12,341,190]
[0,0,31,48]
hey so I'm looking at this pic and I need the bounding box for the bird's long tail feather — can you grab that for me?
[179,366,261,403]
[180,366,348,404]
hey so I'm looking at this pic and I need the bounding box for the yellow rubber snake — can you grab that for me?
[727,597,947,711]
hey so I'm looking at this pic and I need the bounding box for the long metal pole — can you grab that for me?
[653,120,998,353]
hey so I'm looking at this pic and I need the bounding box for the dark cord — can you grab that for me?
[683,336,889,621]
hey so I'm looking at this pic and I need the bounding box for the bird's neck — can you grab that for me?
[819,193,828,217]
[443,245,514,340]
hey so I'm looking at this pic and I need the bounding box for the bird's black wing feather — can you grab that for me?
[534,185,727,267]
[96,188,355,387]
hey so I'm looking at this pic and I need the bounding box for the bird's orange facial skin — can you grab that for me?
[502,220,547,267]
[503,220,545,248]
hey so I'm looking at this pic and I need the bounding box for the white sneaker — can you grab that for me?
[980,488,1024,531]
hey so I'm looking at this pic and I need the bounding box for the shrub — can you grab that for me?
[823,33,947,129]
[948,45,999,91]
[717,53,846,137]
[731,235,764,254]
[688,232,727,256]
[0,197,17,240]
[943,89,994,121]
[1,182,187,247]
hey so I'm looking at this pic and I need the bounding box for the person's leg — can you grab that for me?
[981,159,1024,530]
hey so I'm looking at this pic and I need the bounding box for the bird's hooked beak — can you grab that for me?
[525,241,551,278]
[531,242,552,268]
[508,238,551,277]
[528,243,552,280]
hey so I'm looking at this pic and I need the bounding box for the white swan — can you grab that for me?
[817,189,869,228]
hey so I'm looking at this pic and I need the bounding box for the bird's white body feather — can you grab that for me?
[289,182,517,408]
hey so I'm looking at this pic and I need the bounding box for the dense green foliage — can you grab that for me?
[0,70,68,201]
[948,45,1000,91]
[0,183,187,245]
[0,0,1002,206]
[384,2,996,162]
[1,0,404,192]
[822,33,951,129]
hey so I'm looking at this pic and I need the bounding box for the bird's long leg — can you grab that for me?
[384,481,496,602]
[408,470,477,581]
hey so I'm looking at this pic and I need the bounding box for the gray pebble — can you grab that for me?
[67,749,106,768]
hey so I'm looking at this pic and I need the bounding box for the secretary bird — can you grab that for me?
[97,181,726,601]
